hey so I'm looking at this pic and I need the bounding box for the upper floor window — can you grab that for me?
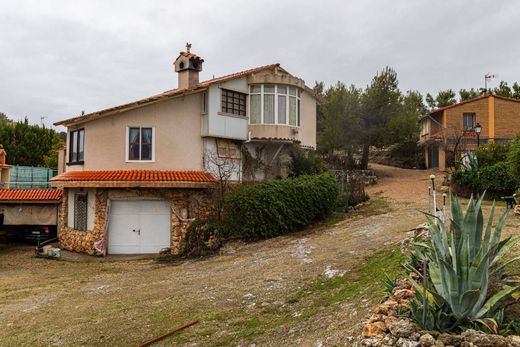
[126,127,154,162]
[250,84,301,126]
[221,89,246,116]
[69,129,85,164]
[463,113,476,131]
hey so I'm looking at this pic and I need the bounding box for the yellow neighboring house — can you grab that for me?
[418,94,520,171]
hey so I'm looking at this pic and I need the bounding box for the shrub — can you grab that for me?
[289,147,326,177]
[452,161,516,194]
[223,173,338,239]
[478,162,517,193]
[508,134,520,185]
[182,219,222,257]
[475,142,510,167]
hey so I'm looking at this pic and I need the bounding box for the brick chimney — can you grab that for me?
[173,43,204,89]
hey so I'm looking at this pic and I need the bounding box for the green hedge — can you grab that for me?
[223,173,339,239]
[452,162,517,194]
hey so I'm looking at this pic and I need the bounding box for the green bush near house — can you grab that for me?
[223,173,339,239]
[508,134,520,186]
[452,142,518,195]
[475,142,510,167]
[478,162,517,192]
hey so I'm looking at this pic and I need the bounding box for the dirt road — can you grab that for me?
[0,165,454,346]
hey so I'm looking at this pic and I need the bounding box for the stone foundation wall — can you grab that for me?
[58,188,211,256]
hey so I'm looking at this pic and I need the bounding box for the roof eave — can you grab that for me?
[50,181,216,189]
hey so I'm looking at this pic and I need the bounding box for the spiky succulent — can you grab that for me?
[409,194,520,333]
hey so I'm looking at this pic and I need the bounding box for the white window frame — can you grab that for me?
[248,84,300,127]
[125,126,156,163]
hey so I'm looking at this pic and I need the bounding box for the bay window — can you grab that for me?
[249,84,301,126]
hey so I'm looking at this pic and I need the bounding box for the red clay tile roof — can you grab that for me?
[179,51,203,60]
[50,170,217,183]
[429,93,520,115]
[0,189,62,202]
[54,64,286,126]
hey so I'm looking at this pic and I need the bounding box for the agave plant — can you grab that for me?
[409,193,520,333]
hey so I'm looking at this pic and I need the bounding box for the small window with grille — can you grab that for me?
[221,89,246,116]
[74,193,88,231]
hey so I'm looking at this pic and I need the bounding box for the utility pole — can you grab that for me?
[40,116,47,128]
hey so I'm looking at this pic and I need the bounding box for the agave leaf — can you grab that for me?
[490,209,509,248]
[462,195,483,261]
[491,236,520,268]
[482,202,495,253]
[450,193,463,245]
[491,256,520,276]
[476,285,519,319]
[474,318,499,334]
[459,289,481,317]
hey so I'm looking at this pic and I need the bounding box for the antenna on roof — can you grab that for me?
[484,73,498,91]
[186,42,192,53]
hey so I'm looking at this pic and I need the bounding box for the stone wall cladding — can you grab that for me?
[58,188,211,256]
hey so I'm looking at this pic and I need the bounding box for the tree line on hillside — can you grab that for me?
[426,81,520,109]
[315,67,426,170]
[315,70,520,170]
[0,112,65,168]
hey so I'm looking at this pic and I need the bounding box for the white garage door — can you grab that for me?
[108,200,171,254]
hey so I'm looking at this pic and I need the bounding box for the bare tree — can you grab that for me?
[204,147,240,221]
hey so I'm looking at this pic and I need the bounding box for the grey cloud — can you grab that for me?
[0,0,519,129]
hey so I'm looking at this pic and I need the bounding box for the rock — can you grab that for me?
[434,341,444,347]
[361,337,383,347]
[394,289,415,300]
[437,333,462,346]
[508,335,520,347]
[369,313,386,323]
[363,321,387,338]
[389,319,417,338]
[385,316,398,331]
[382,334,396,345]
[419,333,436,347]
[374,304,393,315]
[461,329,509,347]
[396,337,419,347]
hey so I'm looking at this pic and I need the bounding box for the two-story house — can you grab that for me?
[418,94,520,171]
[50,47,317,255]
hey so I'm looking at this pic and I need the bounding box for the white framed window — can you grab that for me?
[125,126,155,162]
[249,84,301,126]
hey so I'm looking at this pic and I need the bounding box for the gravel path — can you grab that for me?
[0,165,451,346]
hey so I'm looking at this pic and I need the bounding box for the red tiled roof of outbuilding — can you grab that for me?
[0,189,62,202]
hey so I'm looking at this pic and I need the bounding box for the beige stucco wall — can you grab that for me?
[66,93,204,172]
[300,90,317,148]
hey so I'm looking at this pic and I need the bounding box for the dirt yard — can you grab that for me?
[1,164,517,346]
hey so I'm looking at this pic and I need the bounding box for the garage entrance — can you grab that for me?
[108,200,171,254]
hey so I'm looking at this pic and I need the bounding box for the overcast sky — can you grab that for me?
[1,0,519,129]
